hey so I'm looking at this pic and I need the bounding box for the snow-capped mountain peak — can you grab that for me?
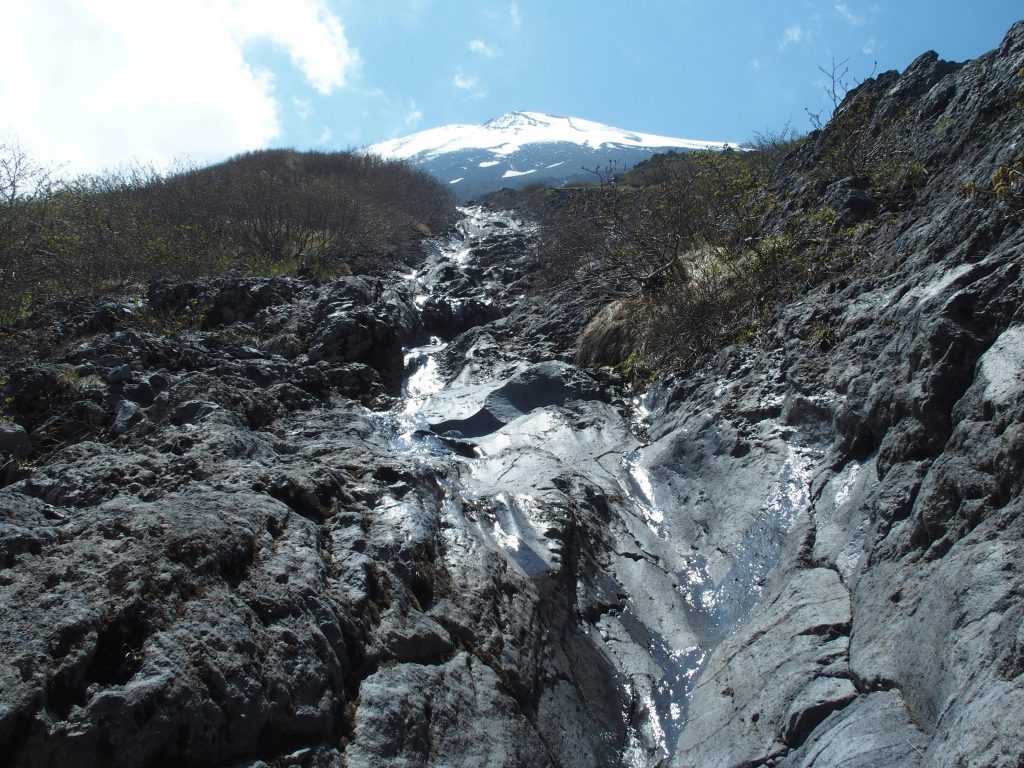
[367,111,729,161]
[482,111,547,130]
[364,111,733,200]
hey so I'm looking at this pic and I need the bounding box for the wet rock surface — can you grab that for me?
[0,207,636,768]
[2,22,1024,768]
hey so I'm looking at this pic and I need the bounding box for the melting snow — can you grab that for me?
[502,168,537,178]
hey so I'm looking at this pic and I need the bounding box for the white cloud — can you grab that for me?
[353,89,425,142]
[453,73,477,91]
[751,59,763,72]
[453,71,486,98]
[834,3,864,26]
[510,2,521,26]
[229,0,358,94]
[0,0,358,173]
[779,25,803,50]
[294,97,312,121]
[404,101,424,127]
[468,39,498,57]
[862,37,877,54]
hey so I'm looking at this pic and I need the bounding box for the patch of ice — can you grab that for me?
[644,692,667,754]
[631,394,651,427]
[898,263,974,307]
[833,461,862,509]
[492,520,521,552]
[675,443,819,629]
[479,160,501,167]
[980,325,1024,406]
[449,177,464,184]
[400,339,448,416]
[622,449,667,537]
[502,168,536,178]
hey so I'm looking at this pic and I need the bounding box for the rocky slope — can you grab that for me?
[664,23,1024,767]
[1,21,1023,768]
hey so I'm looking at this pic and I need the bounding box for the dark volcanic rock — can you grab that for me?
[823,175,876,225]
[0,425,31,459]
[0,206,636,768]
[347,655,552,767]
[0,490,356,767]
[665,20,1024,768]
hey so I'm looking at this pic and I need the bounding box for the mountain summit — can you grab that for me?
[365,111,732,199]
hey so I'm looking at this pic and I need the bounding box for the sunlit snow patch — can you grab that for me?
[622,449,667,537]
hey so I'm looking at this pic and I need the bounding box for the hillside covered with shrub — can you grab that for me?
[0,148,457,324]
[484,45,1023,382]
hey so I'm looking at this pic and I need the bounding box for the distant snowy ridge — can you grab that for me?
[366,110,729,161]
[361,111,734,200]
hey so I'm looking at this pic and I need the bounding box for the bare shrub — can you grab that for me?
[0,145,458,324]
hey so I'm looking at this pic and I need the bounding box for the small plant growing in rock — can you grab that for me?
[810,322,837,350]
[0,385,13,426]
[735,327,757,344]
[55,368,103,391]
[960,179,980,197]
[992,155,1024,217]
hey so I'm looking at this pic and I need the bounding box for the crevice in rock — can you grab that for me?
[781,682,859,748]
[850,670,900,695]
[48,606,151,721]
[796,621,852,639]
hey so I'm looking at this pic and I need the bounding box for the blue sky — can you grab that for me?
[1,1,1020,173]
